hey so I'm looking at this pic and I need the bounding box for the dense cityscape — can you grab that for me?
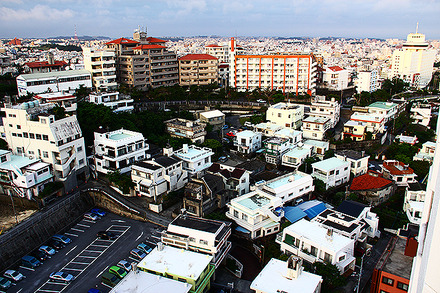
[0,2,439,293]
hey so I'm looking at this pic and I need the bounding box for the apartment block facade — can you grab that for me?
[83,47,117,91]
[178,54,219,86]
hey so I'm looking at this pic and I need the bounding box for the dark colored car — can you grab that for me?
[32,250,48,262]
[52,234,72,245]
[97,231,117,240]
[47,239,65,250]
[91,208,106,217]
[21,255,42,268]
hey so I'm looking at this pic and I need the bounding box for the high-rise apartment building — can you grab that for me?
[105,28,178,90]
[178,54,219,86]
[390,31,436,88]
[229,38,317,95]
[83,47,117,91]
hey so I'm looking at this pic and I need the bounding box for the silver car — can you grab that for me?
[3,270,25,282]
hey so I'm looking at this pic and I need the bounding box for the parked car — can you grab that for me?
[49,272,74,283]
[137,243,153,255]
[21,255,41,268]
[97,231,117,240]
[117,260,132,272]
[218,156,228,163]
[109,265,127,279]
[91,208,106,217]
[52,234,72,245]
[39,245,56,256]
[84,212,100,221]
[87,289,102,293]
[0,276,12,291]
[130,248,146,260]
[3,269,25,282]
[226,132,236,137]
[47,239,65,250]
[222,124,229,130]
[32,250,48,262]
[101,271,120,287]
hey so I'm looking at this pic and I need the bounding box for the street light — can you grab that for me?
[356,248,371,293]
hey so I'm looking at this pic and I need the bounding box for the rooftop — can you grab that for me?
[382,160,415,176]
[285,219,354,252]
[368,101,397,110]
[351,112,384,123]
[137,245,213,280]
[236,130,258,138]
[312,157,349,172]
[110,270,191,293]
[344,120,367,127]
[25,60,67,68]
[17,69,91,80]
[350,173,393,191]
[270,102,301,110]
[376,236,413,280]
[303,116,330,124]
[200,110,224,119]
[179,54,217,61]
[234,190,277,211]
[264,171,309,190]
[105,38,139,45]
[250,258,322,293]
[132,44,166,50]
[335,150,369,160]
[303,139,329,148]
[284,146,312,159]
[174,145,213,160]
[336,200,368,218]
[0,152,39,171]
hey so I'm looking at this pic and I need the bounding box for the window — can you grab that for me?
[77,146,83,152]
[382,276,394,286]
[189,237,195,242]
[16,125,21,129]
[344,167,348,171]
[396,282,408,291]
[339,255,345,262]
[79,159,84,165]
[242,214,248,221]
[23,132,28,138]
[43,135,49,141]
[36,134,42,140]
[234,210,239,218]
[42,151,49,158]
[199,239,208,245]
[324,252,332,262]
[311,246,318,257]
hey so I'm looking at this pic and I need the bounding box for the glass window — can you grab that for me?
[382,276,394,286]
[396,282,408,291]
[42,151,49,158]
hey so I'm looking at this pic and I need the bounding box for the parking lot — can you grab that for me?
[6,210,163,293]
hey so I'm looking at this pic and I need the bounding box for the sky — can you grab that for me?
[1,0,440,40]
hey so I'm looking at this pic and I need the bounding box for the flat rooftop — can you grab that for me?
[18,69,91,80]
[284,146,312,158]
[265,172,308,190]
[303,116,330,124]
[138,245,213,280]
[368,101,397,110]
[110,270,191,293]
[312,157,348,172]
[251,258,322,293]
[376,236,413,280]
[0,154,39,171]
[236,130,257,138]
[235,191,274,211]
[174,145,213,159]
[109,133,134,140]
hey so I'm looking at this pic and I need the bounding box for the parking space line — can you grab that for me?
[101,282,113,289]
[129,257,140,262]
[151,235,160,240]
[96,266,109,279]
[16,289,22,293]
[145,239,157,246]
[19,266,34,271]
[75,255,96,259]
[82,219,96,224]
[83,250,102,253]
[65,233,78,237]
[65,245,77,256]
[89,244,109,248]
[76,223,90,228]
[70,261,89,265]
[71,228,84,232]
[63,267,84,271]
[95,239,114,243]
[109,224,130,228]
[136,232,144,241]
[37,290,60,293]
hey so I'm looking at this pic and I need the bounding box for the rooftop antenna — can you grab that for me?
[416,22,419,34]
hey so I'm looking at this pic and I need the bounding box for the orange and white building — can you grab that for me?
[229,39,317,95]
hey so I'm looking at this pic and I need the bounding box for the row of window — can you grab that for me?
[382,276,408,291]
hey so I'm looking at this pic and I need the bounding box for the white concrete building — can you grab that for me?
[234,130,262,154]
[94,128,149,174]
[88,92,134,113]
[161,214,232,268]
[382,160,417,187]
[174,144,214,176]
[165,118,207,144]
[322,66,350,91]
[309,96,340,128]
[266,103,304,129]
[409,118,440,293]
[229,52,317,95]
[311,157,350,189]
[413,141,436,162]
[356,69,379,93]
[302,116,331,141]
[253,122,282,137]
[335,150,370,177]
[263,137,290,165]
[404,183,426,225]
[226,190,283,239]
[1,103,87,190]
[82,47,117,91]
[254,171,315,204]
[390,32,436,88]
[349,112,385,135]
[251,257,322,293]
[410,103,431,128]
[276,219,356,275]
[16,70,92,96]
[34,92,77,112]
[207,163,250,197]
[282,145,313,169]
[131,156,188,202]
[303,140,330,158]
[0,150,53,200]
[273,128,303,145]
[198,110,225,130]
[205,43,230,64]
[367,101,398,123]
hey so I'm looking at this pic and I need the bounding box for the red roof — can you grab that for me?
[206,44,221,48]
[25,61,67,68]
[219,64,229,68]
[179,54,217,61]
[350,173,393,191]
[105,38,139,45]
[146,37,167,43]
[132,44,166,50]
[8,38,21,45]
[328,66,344,72]
[382,161,415,175]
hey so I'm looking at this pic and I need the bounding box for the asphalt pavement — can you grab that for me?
[7,211,162,293]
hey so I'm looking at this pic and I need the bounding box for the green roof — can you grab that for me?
[368,102,397,110]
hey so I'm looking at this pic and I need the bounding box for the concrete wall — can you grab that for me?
[0,192,93,272]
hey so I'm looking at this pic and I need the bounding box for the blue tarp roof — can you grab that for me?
[302,203,327,219]
[283,206,307,223]
[235,226,250,234]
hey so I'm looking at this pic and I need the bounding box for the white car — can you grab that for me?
[49,272,74,283]
[117,260,132,272]
[84,212,100,221]
[3,270,25,282]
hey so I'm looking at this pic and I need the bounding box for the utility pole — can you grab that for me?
[9,192,18,224]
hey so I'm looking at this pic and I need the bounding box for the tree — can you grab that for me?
[312,261,346,291]
[202,139,222,153]
[107,171,134,194]
[50,106,66,120]
[382,77,408,95]
[0,138,7,150]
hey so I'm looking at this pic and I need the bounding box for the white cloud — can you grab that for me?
[165,0,207,16]
[0,4,74,21]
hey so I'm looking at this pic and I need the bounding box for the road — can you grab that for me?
[8,212,162,293]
